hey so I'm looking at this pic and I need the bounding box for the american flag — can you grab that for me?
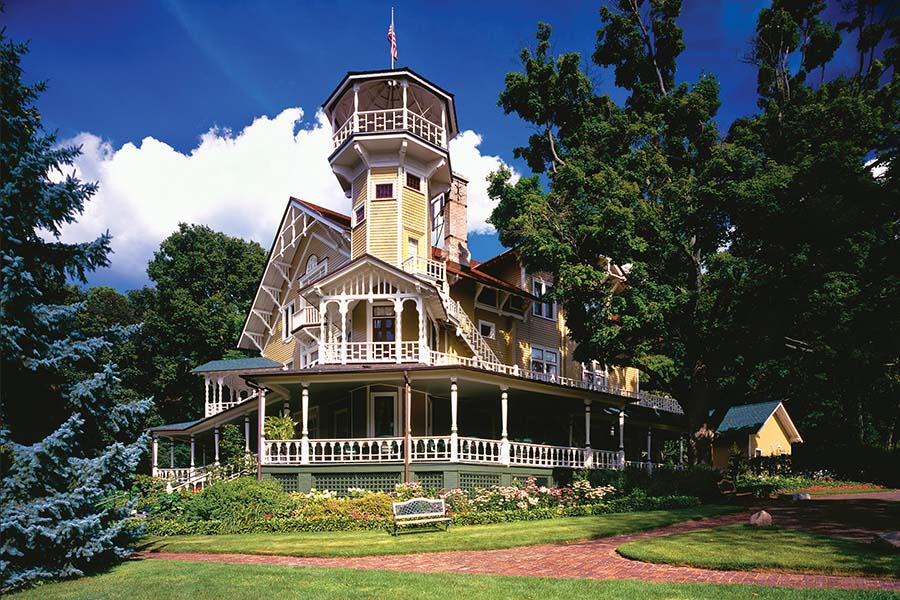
[388,8,398,68]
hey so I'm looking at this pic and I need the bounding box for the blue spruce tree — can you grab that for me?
[0,32,152,591]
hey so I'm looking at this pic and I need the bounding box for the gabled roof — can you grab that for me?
[292,198,350,230]
[192,357,282,374]
[448,261,537,300]
[715,400,803,443]
[238,197,351,351]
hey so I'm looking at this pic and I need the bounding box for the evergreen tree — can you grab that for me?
[0,32,151,591]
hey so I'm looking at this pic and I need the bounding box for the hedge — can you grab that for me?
[143,494,700,536]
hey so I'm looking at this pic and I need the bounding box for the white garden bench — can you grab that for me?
[391,497,450,536]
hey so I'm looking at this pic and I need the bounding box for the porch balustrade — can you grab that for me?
[262,436,619,470]
[155,467,195,481]
[332,108,446,149]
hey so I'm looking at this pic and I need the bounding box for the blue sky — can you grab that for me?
[4,0,863,291]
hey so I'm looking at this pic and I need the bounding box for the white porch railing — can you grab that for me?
[401,255,446,283]
[261,436,630,471]
[322,341,421,363]
[155,467,194,481]
[509,442,585,469]
[333,108,446,148]
[205,389,258,418]
[292,305,321,330]
[456,437,502,464]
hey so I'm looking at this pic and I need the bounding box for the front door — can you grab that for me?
[369,393,397,437]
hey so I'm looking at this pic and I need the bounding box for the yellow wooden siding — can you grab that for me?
[753,413,793,457]
[474,307,511,364]
[351,301,367,342]
[352,173,367,259]
[400,301,420,341]
[286,235,347,308]
[401,183,427,261]
[262,317,296,364]
[369,199,398,265]
[370,167,397,181]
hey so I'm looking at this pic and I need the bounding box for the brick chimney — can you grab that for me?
[444,174,470,266]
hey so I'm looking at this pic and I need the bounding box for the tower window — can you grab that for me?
[375,183,394,199]
[354,205,365,226]
[406,173,421,191]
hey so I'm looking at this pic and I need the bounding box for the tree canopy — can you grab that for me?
[489,0,899,458]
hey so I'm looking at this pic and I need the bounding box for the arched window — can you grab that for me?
[306,255,318,274]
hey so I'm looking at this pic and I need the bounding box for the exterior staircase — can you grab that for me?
[442,295,500,365]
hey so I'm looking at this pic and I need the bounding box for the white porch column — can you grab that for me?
[204,377,210,416]
[169,441,175,468]
[189,435,196,475]
[339,301,349,365]
[151,434,159,477]
[646,427,653,473]
[450,378,458,462]
[244,415,251,454]
[401,80,409,129]
[319,301,326,362]
[353,84,360,132]
[617,409,626,470]
[301,385,310,465]
[500,387,510,466]
[583,400,593,468]
[257,388,266,479]
[416,298,427,364]
[214,427,220,465]
[394,299,404,363]
[217,378,224,411]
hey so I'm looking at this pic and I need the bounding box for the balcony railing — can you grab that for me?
[264,436,620,469]
[401,255,446,283]
[333,108,447,149]
[322,341,421,364]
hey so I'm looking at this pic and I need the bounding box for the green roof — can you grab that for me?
[716,400,782,435]
[192,357,281,373]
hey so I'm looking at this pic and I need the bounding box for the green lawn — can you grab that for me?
[142,505,737,557]
[617,524,900,578]
[10,560,898,600]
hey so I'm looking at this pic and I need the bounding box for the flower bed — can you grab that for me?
[140,477,699,536]
[778,484,885,495]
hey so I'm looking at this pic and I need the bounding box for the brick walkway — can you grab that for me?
[136,511,900,591]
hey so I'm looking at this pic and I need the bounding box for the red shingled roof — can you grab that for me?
[292,197,351,230]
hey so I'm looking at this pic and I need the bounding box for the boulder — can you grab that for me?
[873,531,900,552]
[750,510,772,526]
[791,493,812,501]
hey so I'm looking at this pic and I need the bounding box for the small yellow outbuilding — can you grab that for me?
[711,400,803,470]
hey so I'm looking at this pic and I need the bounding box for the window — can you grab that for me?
[531,346,558,377]
[478,320,496,340]
[532,278,556,320]
[282,302,295,341]
[354,204,365,226]
[407,237,419,260]
[372,305,396,342]
[430,193,445,247]
[375,182,394,199]
[406,173,421,191]
[583,361,608,386]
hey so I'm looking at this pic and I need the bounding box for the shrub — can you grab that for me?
[181,477,295,524]
[582,466,721,501]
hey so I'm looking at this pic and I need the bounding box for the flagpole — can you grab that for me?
[391,7,395,69]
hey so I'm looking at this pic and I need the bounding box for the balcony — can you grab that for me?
[333,108,446,149]
[401,255,446,283]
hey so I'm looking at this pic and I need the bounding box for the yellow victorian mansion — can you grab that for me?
[148,68,688,493]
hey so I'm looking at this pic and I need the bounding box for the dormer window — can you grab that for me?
[375,183,394,199]
[406,173,421,191]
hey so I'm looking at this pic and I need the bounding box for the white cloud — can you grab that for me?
[449,130,519,234]
[56,109,517,287]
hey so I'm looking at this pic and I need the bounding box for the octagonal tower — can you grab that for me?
[323,69,460,268]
